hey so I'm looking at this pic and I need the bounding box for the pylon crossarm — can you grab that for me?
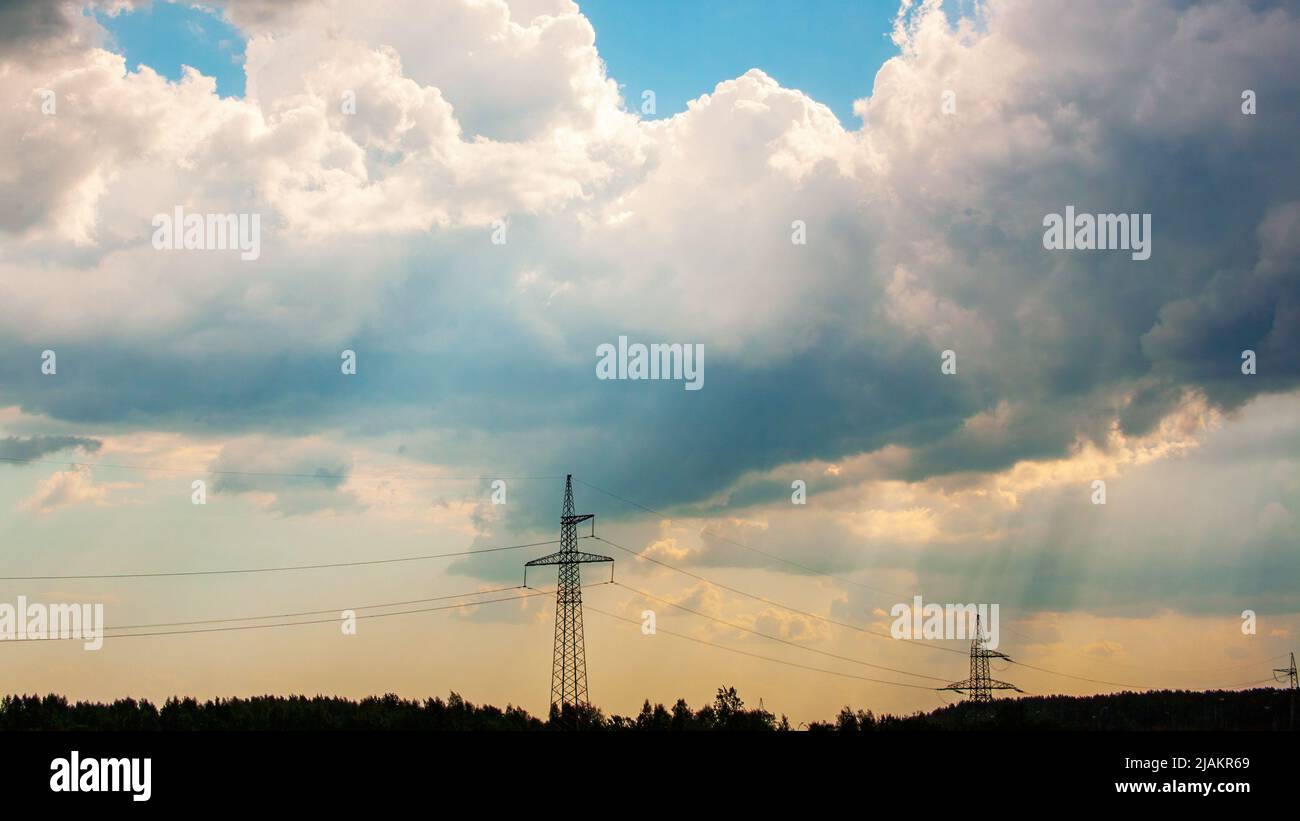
[525,550,613,567]
[568,551,613,564]
[562,513,595,537]
[525,551,566,567]
[938,682,1019,694]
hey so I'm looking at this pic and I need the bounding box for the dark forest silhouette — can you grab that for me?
[0,686,1294,730]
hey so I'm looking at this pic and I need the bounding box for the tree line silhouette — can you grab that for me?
[0,686,1292,731]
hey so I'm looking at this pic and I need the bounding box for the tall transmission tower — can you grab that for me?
[1275,652,1298,690]
[939,614,1022,702]
[524,475,612,716]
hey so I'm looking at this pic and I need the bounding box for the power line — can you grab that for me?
[1005,660,1277,693]
[101,585,526,630]
[571,596,940,692]
[997,644,1289,677]
[0,589,557,643]
[0,537,577,580]
[575,477,899,597]
[1,467,1283,698]
[596,533,1273,694]
[610,580,951,683]
[991,624,1288,675]
[578,478,1290,677]
[588,603,938,691]
[594,534,965,658]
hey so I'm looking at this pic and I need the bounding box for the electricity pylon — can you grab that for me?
[524,475,612,716]
[940,614,1022,702]
[1276,652,1298,731]
[1275,652,1298,690]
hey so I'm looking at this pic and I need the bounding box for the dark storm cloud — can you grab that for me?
[0,0,1297,542]
[0,433,101,463]
[0,0,72,50]
[0,0,92,64]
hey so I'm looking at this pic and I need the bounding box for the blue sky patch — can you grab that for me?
[97,2,247,98]
[95,0,899,121]
[579,0,900,125]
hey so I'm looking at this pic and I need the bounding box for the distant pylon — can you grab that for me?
[939,614,1022,702]
[524,475,612,716]
[1274,652,1298,690]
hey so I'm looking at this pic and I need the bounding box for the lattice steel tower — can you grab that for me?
[1275,652,1298,690]
[940,614,1022,702]
[525,475,612,712]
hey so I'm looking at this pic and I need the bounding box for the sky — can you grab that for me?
[0,0,1297,724]
[578,0,901,124]
[95,0,905,121]
[96,0,247,97]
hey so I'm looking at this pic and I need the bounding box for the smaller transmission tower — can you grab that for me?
[940,614,1022,702]
[1274,652,1298,690]
[1276,652,1298,731]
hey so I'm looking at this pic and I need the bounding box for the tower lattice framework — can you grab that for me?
[525,475,612,711]
[1275,652,1298,690]
[940,614,1022,702]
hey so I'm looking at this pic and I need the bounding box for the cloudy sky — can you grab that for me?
[0,0,1296,723]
